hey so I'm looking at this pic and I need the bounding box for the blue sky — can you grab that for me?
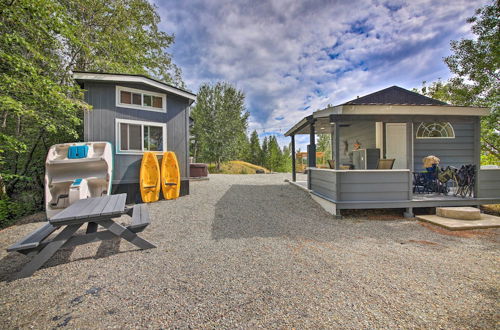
[154,0,486,150]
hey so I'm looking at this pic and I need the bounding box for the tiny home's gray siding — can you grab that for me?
[477,169,500,198]
[83,81,190,184]
[413,120,475,171]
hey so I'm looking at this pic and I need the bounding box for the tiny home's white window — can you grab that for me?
[116,86,166,112]
[416,122,455,139]
[116,119,166,154]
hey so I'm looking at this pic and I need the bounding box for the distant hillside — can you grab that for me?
[208,161,270,174]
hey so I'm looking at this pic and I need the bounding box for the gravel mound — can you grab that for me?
[0,174,498,328]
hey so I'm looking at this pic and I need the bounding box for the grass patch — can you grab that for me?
[208,161,270,174]
[481,204,500,216]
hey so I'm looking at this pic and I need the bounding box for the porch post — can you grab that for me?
[308,120,316,168]
[473,117,481,198]
[333,122,340,170]
[404,121,415,218]
[291,134,296,182]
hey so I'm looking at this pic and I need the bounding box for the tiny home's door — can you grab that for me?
[385,123,407,169]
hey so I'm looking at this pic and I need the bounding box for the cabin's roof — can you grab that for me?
[285,85,489,136]
[73,71,196,102]
[342,85,447,106]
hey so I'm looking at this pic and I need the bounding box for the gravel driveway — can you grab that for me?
[0,174,498,328]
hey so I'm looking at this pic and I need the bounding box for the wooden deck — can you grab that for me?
[290,168,500,215]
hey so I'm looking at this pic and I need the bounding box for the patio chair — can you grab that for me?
[413,172,426,193]
[328,160,335,169]
[421,164,448,194]
[376,158,395,169]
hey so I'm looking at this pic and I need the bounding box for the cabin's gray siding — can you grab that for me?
[83,81,190,184]
[477,169,500,198]
[413,121,475,171]
[339,122,376,165]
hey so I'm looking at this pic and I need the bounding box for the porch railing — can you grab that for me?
[477,168,500,198]
[309,168,411,202]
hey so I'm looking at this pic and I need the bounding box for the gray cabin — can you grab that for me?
[74,72,196,203]
[286,86,500,217]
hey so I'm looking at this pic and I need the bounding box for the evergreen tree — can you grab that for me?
[248,130,262,165]
[261,137,269,168]
[267,136,283,172]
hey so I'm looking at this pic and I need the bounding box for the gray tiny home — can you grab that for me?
[74,72,196,203]
[286,86,500,217]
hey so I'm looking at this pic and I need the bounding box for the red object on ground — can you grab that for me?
[190,163,208,177]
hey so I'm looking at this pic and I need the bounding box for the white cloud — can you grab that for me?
[154,0,486,150]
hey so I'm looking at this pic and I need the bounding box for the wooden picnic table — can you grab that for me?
[7,194,155,278]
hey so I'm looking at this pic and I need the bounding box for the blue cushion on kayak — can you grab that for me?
[71,178,83,186]
[68,145,88,159]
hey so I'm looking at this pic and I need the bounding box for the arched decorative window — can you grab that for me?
[416,122,455,139]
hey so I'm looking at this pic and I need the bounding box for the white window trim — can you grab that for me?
[115,118,167,155]
[116,85,167,112]
[415,122,456,139]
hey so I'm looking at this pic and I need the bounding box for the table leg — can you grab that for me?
[16,224,83,278]
[86,222,98,234]
[98,219,155,250]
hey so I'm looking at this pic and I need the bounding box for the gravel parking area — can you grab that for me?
[0,174,498,328]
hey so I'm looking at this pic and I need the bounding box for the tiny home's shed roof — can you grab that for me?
[73,71,196,102]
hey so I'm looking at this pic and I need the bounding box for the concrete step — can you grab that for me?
[436,207,481,220]
[417,214,500,231]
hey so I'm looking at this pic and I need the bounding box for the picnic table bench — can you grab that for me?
[7,194,155,278]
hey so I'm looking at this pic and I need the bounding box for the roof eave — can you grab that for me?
[339,104,490,116]
[73,72,197,101]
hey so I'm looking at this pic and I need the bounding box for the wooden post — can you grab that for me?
[291,134,296,182]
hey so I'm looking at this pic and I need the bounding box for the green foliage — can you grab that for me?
[261,137,269,168]
[317,134,331,165]
[191,82,249,169]
[281,144,292,172]
[248,130,262,165]
[59,0,183,87]
[236,132,251,162]
[266,136,282,172]
[415,1,499,163]
[444,1,499,161]
[0,0,181,225]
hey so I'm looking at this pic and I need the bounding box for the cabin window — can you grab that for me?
[416,122,455,139]
[116,119,166,153]
[116,86,166,112]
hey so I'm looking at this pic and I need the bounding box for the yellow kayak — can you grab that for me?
[140,152,160,203]
[161,151,180,200]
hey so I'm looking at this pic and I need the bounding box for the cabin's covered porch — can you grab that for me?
[286,111,500,218]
